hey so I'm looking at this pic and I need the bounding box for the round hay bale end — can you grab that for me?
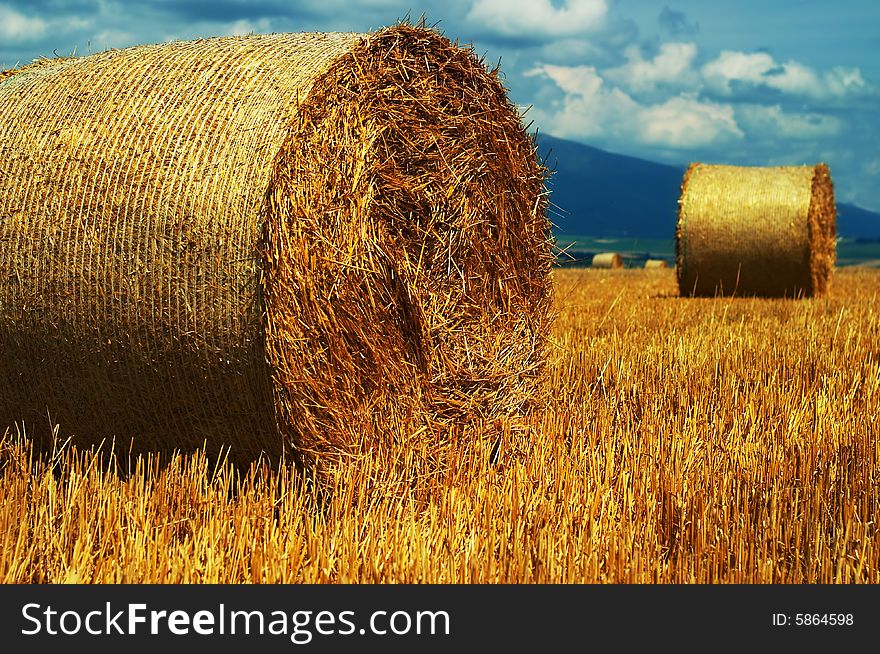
[676,163,836,297]
[592,252,623,269]
[0,26,554,471]
[644,259,669,269]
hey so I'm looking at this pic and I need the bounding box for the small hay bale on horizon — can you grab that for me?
[0,25,554,474]
[592,252,623,269]
[644,259,669,269]
[676,163,836,298]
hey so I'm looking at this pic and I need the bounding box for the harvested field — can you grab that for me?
[1,266,877,583]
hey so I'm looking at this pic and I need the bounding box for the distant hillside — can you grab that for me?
[536,134,880,239]
[836,204,880,240]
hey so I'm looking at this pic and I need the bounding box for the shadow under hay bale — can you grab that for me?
[592,252,623,269]
[676,163,836,298]
[0,25,554,475]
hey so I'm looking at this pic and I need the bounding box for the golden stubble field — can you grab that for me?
[1,267,878,583]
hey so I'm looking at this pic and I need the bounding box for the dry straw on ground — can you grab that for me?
[3,267,877,583]
[591,252,623,269]
[676,163,836,297]
[0,25,554,473]
[644,259,668,269]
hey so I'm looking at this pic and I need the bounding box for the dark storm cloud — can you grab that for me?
[658,6,698,36]
[143,0,318,23]
[8,0,95,11]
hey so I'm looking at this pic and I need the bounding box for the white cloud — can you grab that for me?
[223,18,273,37]
[737,104,841,140]
[92,29,138,51]
[525,63,742,148]
[0,5,47,42]
[702,50,866,99]
[524,64,638,139]
[701,50,774,94]
[638,94,742,147]
[535,38,604,63]
[527,63,604,98]
[824,66,867,96]
[63,17,95,32]
[468,0,607,40]
[605,42,699,93]
[160,17,274,45]
[765,61,825,96]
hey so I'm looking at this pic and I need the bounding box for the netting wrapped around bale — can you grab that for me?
[592,252,623,269]
[676,163,836,297]
[0,25,554,472]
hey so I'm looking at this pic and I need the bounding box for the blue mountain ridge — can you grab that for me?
[536,133,880,240]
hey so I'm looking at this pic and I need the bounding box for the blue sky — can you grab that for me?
[2,1,878,211]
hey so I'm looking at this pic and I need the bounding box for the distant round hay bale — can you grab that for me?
[592,252,623,269]
[644,259,669,269]
[0,25,553,471]
[676,163,836,297]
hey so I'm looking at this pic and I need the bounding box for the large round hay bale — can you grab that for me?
[0,25,553,471]
[644,259,669,269]
[592,252,623,269]
[676,163,836,297]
